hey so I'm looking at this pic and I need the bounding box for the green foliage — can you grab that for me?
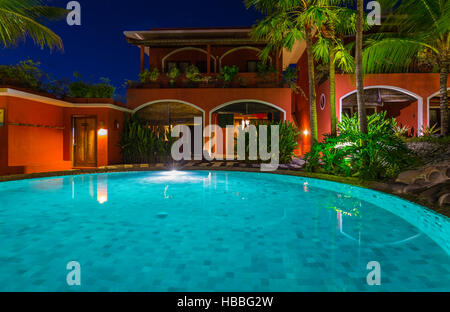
[256,63,277,82]
[306,112,416,180]
[139,68,160,84]
[120,115,175,164]
[219,65,239,86]
[167,67,180,85]
[407,135,450,145]
[0,59,46,90]
[185,65,202,82]
[421,124,441,137]
[0,0,66,49]
[236,121,299,164]
[68,76,115,98]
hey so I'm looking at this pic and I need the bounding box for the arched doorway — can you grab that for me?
[209,100,285,157]
[340,87,422,136]
[134,100,204,157]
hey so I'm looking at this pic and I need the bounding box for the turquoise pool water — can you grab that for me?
[0,170,449,292]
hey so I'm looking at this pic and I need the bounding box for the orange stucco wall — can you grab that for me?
[0,94,125,175]
[127,87,294,127]
[315,73,450,139]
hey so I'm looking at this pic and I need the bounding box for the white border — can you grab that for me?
[161,47,217,72]
[338,85,423,135]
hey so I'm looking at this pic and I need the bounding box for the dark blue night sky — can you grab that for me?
[0,0,261,98]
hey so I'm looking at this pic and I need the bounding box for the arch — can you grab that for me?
[219,46,272,69]
[208,100,287,155]
[426,88,450,127]
[161,47,217,72]
[133,99,205,118]
[134,99,206,153]
[209,99,286,123]
[338,85,424,135]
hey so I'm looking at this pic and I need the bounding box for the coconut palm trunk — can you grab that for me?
[439,61,449,136]
[305,25,319,144]
[355,0,367,134]
[329,43,337,136]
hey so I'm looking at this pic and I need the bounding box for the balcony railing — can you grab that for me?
[127,72,288,89]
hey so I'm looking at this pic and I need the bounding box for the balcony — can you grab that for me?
[127,72,288,89]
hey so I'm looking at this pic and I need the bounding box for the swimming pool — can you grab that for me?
[0,170,449,291]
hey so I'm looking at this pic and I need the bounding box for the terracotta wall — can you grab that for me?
[0,93,126,175]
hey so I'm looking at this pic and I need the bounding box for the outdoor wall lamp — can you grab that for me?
[98,122,108,136]
[303,129,309,136]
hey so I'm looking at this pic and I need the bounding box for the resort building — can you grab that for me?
[0,27,448,175]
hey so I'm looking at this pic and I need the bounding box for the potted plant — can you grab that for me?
[139,68,160,87]
[167,67,180,88]
[218,65,239,87]
[185,64,202,87]
[256,63,278,87]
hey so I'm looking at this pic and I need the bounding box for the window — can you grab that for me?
[430,106,450,128]
[247,60,261,73]
[178,62,190,73]
[167,62,177,72]
[320,94,326,110]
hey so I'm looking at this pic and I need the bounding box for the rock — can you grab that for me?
[291,158,306,166]
[288,164,302,169]
[438,193,450,207]
[385,182,407,194]
[396,169,424,184]
[446,167,450,179]
[426,170,444,183]
[278,164,289,169]
[404,181,435,194]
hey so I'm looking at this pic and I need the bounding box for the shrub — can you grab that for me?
[167,67,180,86]
[68,76,115,98]
[0,60,46,91]
[256,63,277,83]
[421,124,440,137]
[219,65,239,86]
[139,68,160,84]
[185,65,202,82]
[120,115,175,164]
[306,112,416,180]
[235,121,299,164]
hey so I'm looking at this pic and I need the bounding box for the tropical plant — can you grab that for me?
[363,0,450,136]
[393,124,411,137]
[120,115,175,164]
[283,67,300,93]
[68,75,115,98]
[235,121,300,164]
[139,68,160,84]
[167,66,180,86]
[256,62,278,83]
[355,0,368,134]
[185,64,202,82]
[0,59,46,90]
[421,124,441,137]
[219,65,239,87]
[312,5,357,136]
[0,0,66,49]
[246,0,344,144]
[306,112,415,180]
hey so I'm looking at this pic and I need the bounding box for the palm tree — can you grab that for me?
[313,7,356,136]
[364,0,449,136]
[0,0,66,50]
[355,0,368,134]
[246,0,339,145]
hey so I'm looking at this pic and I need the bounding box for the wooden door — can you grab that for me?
[73,117,97,167]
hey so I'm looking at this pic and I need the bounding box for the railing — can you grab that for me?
[127,73,287,89]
